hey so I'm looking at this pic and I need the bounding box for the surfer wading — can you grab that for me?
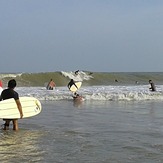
[67,79,83,101]
[0,79,23,131]
[73,92,83,101]
[149,80,156,92]
[67,79,78,90]
[47,79,56,90]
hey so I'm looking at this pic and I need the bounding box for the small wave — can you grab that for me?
[17,85,163,101]
[0,73,22,79]
[84,91,163,101]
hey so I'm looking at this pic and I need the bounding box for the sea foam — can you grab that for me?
[15,85,163,101]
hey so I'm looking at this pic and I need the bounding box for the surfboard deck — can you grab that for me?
[0,97,42,119]
[69,81,82,92]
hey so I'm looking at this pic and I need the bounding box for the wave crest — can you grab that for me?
[61,71,93,81]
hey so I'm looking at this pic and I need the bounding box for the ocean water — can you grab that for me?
[1,99,163,163]
[1,72,163,162]
[1,71,163,87]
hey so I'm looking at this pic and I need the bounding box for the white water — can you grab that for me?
[15,85,163,101]
[61,71,93,81]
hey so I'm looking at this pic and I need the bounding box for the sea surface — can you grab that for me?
[1,71,163,87]
[0,71,163,162]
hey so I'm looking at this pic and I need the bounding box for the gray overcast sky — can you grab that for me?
[0,0,163,73]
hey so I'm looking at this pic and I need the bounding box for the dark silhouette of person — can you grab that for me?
[75,70,79,75]
[67,79,78,89]
[149,80,156,91]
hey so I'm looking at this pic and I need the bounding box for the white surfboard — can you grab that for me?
[0,97,42,119]
[69,81,82,92]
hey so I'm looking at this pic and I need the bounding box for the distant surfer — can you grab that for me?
[0,79,23,131]
[115,79,118,82]
[149,80,156,91]
[47,79,56,90]
[135,81,139,84]
[67,79,78,89]
[75,70,79,75]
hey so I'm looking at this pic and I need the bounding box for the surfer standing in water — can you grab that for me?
[0,79,23,131]
[67,79,78,89]
[47,79,56,90]
[149,80,156,91]
[73,92,83,101]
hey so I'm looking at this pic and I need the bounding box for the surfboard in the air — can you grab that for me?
[69,81,82,92]
[0,97,42,119]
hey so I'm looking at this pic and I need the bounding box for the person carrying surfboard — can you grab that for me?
[67,79,78,90]
[0,79,23,131]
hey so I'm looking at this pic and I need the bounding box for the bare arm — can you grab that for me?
[15,99,23,118]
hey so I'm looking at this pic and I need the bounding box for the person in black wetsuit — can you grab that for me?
[149,80,156,91]
[67,79,78,90]
[75,70,79,75]
[0,79,23,130]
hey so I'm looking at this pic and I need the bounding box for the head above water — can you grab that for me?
[8,79,17,89]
